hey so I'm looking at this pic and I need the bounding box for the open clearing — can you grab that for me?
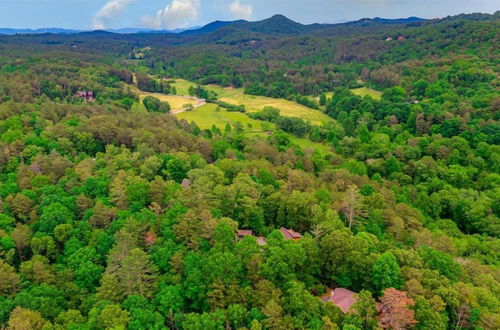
[325,87,382,100]
[170,79,196,96]
[168,82,331,125]
[176,104,272,131]
[204,87,332,125]
[219,94,332,126]
[176,104,332,153]
[138,91,204,112]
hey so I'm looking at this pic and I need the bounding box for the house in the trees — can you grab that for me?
[236,227,302,246]
[385,36,393,41]
[280,227,302,240]
[321,288,357,313]
[236,230,267,245]
[236,230,254,239]
[181,179,191,188]
[76,91,95,101]
[256,237,267,246]
[397,35,405,41]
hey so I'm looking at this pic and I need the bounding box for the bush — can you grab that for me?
[143,96,170,113]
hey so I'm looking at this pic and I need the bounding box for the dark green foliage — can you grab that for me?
[143,96,170,113]
[0,12,498,330]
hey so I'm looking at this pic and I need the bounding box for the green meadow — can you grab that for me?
[176,103,271,131]
[325,87,382,100]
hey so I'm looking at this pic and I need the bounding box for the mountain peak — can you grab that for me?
[269,14,289,20]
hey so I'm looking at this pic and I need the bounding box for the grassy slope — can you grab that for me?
[325,87,382,100]
[219,93,332,126]
[170,80,335,152]
[176,103,271,131]
[138,92,201,111]
[171,81,332,125]
[171,79,196,96]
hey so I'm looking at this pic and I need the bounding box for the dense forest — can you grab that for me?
[0,11,499,330]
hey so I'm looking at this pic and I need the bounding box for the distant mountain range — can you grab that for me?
[0,16,425,36]
[0,26,198,35]
[0,28,82,35]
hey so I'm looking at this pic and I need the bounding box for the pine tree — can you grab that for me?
[340,185,367,230]
[117,248,159,299]
[96,274,125,302]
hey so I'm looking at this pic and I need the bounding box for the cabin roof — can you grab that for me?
[237,230,254,237]
[280,227,302,240]
[321,288,356,313]
[256,237,267,246]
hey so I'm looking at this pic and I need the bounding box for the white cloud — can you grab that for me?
[229,1,252,20]
[142,0,201,30]
[93,0,135,30]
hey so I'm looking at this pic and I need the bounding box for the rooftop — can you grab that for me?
[280,227,302,240]
[321,288,357,313]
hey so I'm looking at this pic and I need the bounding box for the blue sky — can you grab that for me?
[0,0,498,29]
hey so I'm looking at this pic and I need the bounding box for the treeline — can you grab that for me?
[136,73,175,95]
[249,107,312,137]
[142,96,171,113]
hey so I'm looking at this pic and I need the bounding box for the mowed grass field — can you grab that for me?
[138,91,202,111]
[176,104,272,131]
[325,87,382,100]
[177,106,331,152]
[170,82,333,152]
[170,79,196,96]
[219,94,332,125]
[201,85,332,125]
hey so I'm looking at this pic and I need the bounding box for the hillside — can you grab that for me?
[0,11,498,330]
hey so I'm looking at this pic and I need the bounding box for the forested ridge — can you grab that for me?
[0,11,499,330]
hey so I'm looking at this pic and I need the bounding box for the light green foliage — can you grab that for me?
[0,13,498,330]
[372,252,402,293]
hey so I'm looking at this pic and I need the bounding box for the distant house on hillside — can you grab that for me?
[322,288,357,313]
[385,36,393,41]
[236,230,254,239]
[280,227,302,240]
[256,237,267,246]
[235,227,302,245]
[76,91,95,101]
[397,35,405,41]
[181,178,191,188]
[236,229,267,245]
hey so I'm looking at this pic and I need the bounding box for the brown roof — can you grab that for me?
[181,179,191,187]
[321,288,356,313]
[280,227,302,240]
[256,237,267,246]
[237,230,253,238]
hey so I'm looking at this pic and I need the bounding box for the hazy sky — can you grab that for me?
[0,0,498,30]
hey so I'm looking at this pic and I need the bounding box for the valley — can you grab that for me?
[0,8,498,330]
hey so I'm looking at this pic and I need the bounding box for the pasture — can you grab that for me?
[138,91,203,112]
[325,87,382,100]
[170,79,196,96]
[175,104,272,131]
[216,92,332,125]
